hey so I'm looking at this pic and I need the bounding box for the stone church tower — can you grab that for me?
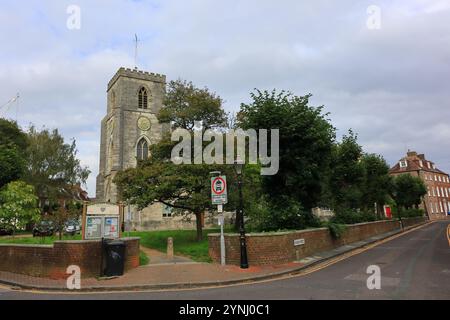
[96,67,167,203]
[96,67,216,231]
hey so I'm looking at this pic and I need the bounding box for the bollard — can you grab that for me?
[167,237,174,259]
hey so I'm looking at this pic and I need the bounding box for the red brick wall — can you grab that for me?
[0,237,140,279]
[209,218,427,266]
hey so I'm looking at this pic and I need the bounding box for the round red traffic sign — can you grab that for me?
[212,177,226,195]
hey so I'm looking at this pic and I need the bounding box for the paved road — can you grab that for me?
[1,221,449,300]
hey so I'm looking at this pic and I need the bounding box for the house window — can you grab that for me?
[399,160,407,168]
[419,160,423,167]
[138,87,148,109]
[432,187,436,196]
[136,138,149,161]
[437,187,440,197]
[439,175,442,182]
[162,205,173,218]
[434,175,437,181]
[427,162,431,169]
[431,203,434,213]
[440,201,443,213]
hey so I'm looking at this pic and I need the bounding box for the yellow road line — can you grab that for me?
[4,221,433,296]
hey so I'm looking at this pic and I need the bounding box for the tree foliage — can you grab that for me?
[0,118,28,188]
[237,90,335,230]
[328,130,364,211]
[24,126,90,208]
[391,174,427,212]
[0,181,40,233]
[159,79,228,130]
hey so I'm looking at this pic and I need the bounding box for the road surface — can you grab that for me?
[1,220,449,300]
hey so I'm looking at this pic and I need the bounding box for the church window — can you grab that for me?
[137,138,149,161]
[162,205,173,218]
[138,87,148,109]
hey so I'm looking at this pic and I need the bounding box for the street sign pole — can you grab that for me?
[218,211,225,266]
[211,173,227,266]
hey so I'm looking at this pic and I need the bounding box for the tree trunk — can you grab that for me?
[195,212,203,242]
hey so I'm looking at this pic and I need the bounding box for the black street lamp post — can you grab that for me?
[235,158,249,269]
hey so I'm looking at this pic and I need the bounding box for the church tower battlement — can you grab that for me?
[96,67,168,203]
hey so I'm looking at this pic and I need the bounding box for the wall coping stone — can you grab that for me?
[208,219,405,238]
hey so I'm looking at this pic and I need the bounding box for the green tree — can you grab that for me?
[360,153,393,217]
[391,174,427,214]
[24,126,90,210]
[0,118,28,188]
[0,181,40,234]
[328,130,364,212]
[238,90,336,216]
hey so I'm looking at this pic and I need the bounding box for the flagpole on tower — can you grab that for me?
[134,34,139,70]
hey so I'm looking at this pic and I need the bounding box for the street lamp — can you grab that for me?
[234,157,249,269]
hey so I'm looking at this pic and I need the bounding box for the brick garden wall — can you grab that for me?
[209,218,428,266]
[0,237,140,279]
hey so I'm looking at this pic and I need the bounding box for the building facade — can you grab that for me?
[389,151,450,220]
[96,67,214,230]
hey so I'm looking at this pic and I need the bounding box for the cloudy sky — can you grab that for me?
[1,0,450,196]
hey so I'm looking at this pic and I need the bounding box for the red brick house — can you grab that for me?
[389,151,450,220]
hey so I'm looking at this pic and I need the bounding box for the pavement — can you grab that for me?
[0,220,435,294]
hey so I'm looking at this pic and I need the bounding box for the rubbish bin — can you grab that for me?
[103,240,126,277]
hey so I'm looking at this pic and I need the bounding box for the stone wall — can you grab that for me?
[0,237,140,279]
[208,217,428,266]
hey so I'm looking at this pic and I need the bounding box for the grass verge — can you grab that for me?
[123,228,222,263]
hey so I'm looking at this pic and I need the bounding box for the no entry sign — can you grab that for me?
[211,176,228,205]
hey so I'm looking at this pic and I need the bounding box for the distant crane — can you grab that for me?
[0,93,20,121]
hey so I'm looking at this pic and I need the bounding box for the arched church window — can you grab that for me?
[138,87,148,109]
[137,138,149,161]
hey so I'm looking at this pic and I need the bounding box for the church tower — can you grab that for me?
[96,68,167,203]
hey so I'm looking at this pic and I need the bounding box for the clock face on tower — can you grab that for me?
[137,116,151,131]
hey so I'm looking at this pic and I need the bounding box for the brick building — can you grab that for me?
[389,151,450,220]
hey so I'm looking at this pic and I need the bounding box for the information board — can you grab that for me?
[83,202,122,240]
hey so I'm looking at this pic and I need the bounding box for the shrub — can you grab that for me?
[396,208,425,218]
[246,196,322,232]
[327,222,347,239]
[332,208,378,225]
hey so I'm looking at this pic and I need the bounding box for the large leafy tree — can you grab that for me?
[237,90,335,229]
[0,181,40,234]
[360,153,393,217]
[115,80,232,241]
[328,131,365,211]
[0,118,28,188]
[391,174,427,213]
[24,126,90,210]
